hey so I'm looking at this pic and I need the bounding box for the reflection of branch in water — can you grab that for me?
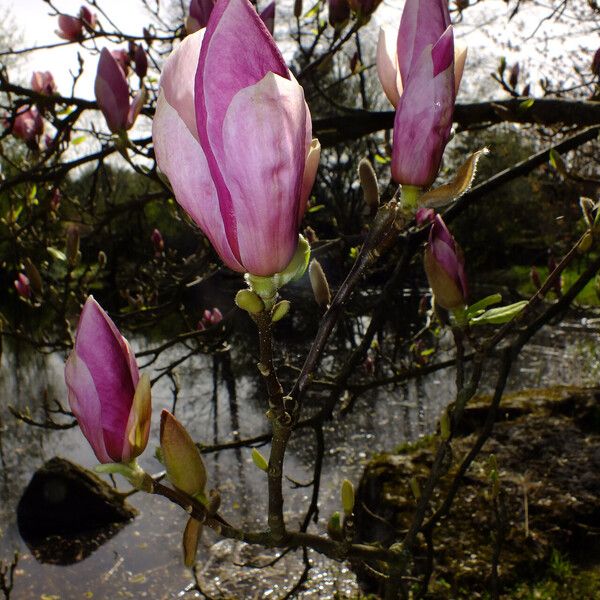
[0,551,18,600]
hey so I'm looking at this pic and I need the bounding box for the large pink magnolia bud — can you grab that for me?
[377,0,467,188]
[9,106,44,144]
[130,43,148,79]
[423,214,467,310]
[95,48,145,133]
[31,71,57,96]
[64,296,151,464]
[153,0,320,277]
[186,0,217,33]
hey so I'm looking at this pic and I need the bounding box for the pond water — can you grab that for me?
[1,309,599,599]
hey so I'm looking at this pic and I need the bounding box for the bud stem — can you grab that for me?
[400,185,422,213]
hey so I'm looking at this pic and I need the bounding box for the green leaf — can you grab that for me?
[71,135,87,145]
[308,204,325,213]
[470,301,528,326]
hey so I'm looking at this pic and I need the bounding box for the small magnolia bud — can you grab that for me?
[271,300,290,322]
[151,228,164,255]
[358,158,379,213]
[293,0,303,17]
[410,477,421,500]
[235,289,265,314]
[251,448,269,472]
[50,188,61,211]
[341,479,354,515]
[66,227,80,267]
[530,266,542,290]
[160,410,207,497]
[97,250,107,268]
[24,258,43,294]
[309,259,331,308]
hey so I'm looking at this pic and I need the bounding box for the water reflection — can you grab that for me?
[0,311,598,598]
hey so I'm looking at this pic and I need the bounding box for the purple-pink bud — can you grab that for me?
[151,228,164,254]
[95,48,143,133]
[50,188,62,211]
[31,71,57,96]
[80,5,97,29]
[64,296,151,464]
[111,49,131,75]
[377,0,467,188]
[186,0,217,33]
[592,48,600,77]
[57,14,84,41]
[14,273,31,299]
[328,0,350,28]
[132,43,148,79]
[423,215,467,310]
[153,0,320,277]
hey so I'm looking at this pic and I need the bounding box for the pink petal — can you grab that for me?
[431,26,454,77]
[391,43,454,188]
[65,352,112,463]
[376,25,402,107]
[299,138,321,221]
[188,0,216,32]
[454,42,467,95]
[220,72,307,275]
[161,30,205,141]
[195,0,289,265]
[397,0,450,86]
[95,48,130,133]
[152,92,244,271]
[57,15,83,41]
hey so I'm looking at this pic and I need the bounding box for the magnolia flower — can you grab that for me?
[423,214,467,310]
[8,106,44,144]
[95,48,145,133]
[377,0,467,188]
[65,296,151,464]
[56,6,96,41]
[31,71,57,96]
[153,0,320,277]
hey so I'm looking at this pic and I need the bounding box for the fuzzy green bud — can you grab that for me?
[309,259,331,308]
[358,158,379,213]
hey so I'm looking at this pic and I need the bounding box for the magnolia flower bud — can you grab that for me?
[309,259,331,308]
[14,273,31,299]
[358,158,379,213]
[341,479,355,515]
[65,297,151,463]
